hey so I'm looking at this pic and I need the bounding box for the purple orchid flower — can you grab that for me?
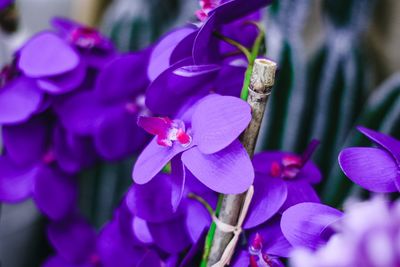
[132,94,254,194]
[0,115,98,220]
[232,216,292,267]
[0,0,12,9]
[125,170,217,255]
[339,126,400,193]
[243,140,321,229]
[0,73,44,124]
[44,213,164,267]
[55,50,150,160]
[51,17,116,69]
[290,197,400,267]
[281,202,343,251]
[193,0,273,64]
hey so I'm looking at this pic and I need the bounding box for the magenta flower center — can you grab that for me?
[270,139,320,180]
[270,155,303,180]
[137,116,192,147]
[248,233,273,267]
[196,0,221,21]
[69,27,103,49]
[42,150,55,165]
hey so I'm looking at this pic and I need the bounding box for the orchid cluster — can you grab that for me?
[1,0,400,266]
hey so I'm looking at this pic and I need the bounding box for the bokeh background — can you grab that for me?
[1,0,400,266]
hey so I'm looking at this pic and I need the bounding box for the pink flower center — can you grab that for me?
[196,0,221,21]
[270,140,320,180]
[69,27,103,49]
[89,253,101,266]
[137,116,192,147]
[42,151,55,165]
[248,233,273,267]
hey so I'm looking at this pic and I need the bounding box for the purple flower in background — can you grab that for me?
[290,197,400,267]
[125,169,217,255]
[0,0,12,9]
[0,64,44,124]
[339,126,400,193]
[281,202,343,251]
[18,31,87,95]
[52,17,113,51]
[0,115,97,220]
[133,94,254,194]
[245,140,321,229]
[55,50,150,160]
[233,216,292,267]
[44,213,164,267]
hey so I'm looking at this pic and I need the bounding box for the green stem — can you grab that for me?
[213,32,252,62]
[200,194,223,267]
[240,23,265,100]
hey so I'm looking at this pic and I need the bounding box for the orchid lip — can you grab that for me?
[69,27,103,49]
[270,140,320,180]
[137,116,193,148]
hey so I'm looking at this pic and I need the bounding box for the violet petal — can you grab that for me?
[182,140,254,194]
[192,94,251,154]
[339,147,398,193]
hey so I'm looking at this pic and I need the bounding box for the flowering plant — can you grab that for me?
[1,0,400,266]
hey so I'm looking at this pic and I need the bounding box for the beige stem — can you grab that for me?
[207,58,277,266]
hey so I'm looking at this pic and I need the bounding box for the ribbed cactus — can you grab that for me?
[259,0,377,203]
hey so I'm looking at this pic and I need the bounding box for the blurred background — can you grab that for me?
[1,0,400,266]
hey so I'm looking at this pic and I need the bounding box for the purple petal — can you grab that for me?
[182,140,254,194]
[94,108,146,160]
[97,220,145,267]
[214,63,246,97]
[339,147,398,192]
[55,91,107,135]
[36,62,86,94]
[297,160,322,184]
[42,256,91,267]
[47,216,96,263]
[18,32,79,77]
[281,202,343,250]
[132,217,153,244]
[179,229,207,267]
[137,250,162,267]
[185,199,211,242]
[170,157,186,211]
[94,53,149,104]
[148,26,197,81]
[53,124,98,173]
[0,156,35,202]
[358,126,400,162]
[51,17,78,35]
[145,58,219,116]
[232,250,250,267]
[125,173,179,223]
[2,115,50,166]
[0,77,43,124]
[193,14,220,64]
[244,173,287,229]
[192,95,251,154]
[208,0,273,25]
[280,181,320,211]
[147,214,192,254]
[33,166,77,220]
[132,138,189,184]
[249,216,293,257]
